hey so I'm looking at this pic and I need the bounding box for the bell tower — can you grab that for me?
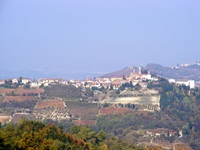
[138,66,142,74]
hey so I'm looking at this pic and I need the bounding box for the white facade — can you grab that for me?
[168,79,175,83]
[176,80,195,89]
[30,82,39,88]
[12,78,18,84]
[188,80,195,89]
[140,74,152,80]
[0,80,5,85]
[22,78,31,84]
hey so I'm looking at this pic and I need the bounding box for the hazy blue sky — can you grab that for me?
[0,0,199,73]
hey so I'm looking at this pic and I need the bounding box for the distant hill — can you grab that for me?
[100,66,138,78]
[145,63,200,81]
[100,62,200,81]
[1,62,200,81]
[0,69,103,80]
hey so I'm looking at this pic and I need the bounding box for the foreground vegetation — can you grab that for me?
[0,119,145,150]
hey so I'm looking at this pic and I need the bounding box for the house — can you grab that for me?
[38,78,58,86]
[112,80,123,89]
[97,78,111,84]
[61,80,69,85]
[21,78,32,84]
[110,77,123,82]
[152,77,159,81]
[146,128,176,137]
[168,78,175,83]
[141,74,152,80]
[69,80,75,84]
[84,79,101,89]
[43,82,49,87]
[75,81,83,87]
[12,78,18,84]
[139,82,148,89]
[96,78,110,82]
[0,80,5,85]
[128,67,152,81]
[168,78,195,89]
[131,80,139,86]
[176,80,195,89]
[101,83,112,89]
[30,82,39,88]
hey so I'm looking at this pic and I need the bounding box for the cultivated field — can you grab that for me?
[107,95,160,105]
[0,96,5,102]
[35,100,65,109]
[99,107,134,115]
[99,107,149,116]
[73,120,96,126]
[11,113,31,123]
[67,101,99,120]
[0,88,14,95]
[0,88,44,96]
[4,96,38,102]
[15,88,44,95]
[174,143,192,150]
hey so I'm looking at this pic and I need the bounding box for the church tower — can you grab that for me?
[138,66,142,74]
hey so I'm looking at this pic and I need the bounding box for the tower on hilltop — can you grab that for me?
[138,66,142,74]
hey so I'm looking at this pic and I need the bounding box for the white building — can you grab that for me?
[0,80,5,85]
[168,78,176,83]
[30,82,39,88]
[12,78,18,84]
[21,78,32,84]
[168,78,195,89]
[176,80,195,89]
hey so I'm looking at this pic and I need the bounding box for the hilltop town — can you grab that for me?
[0,66,198,149]
[0,66,197,124]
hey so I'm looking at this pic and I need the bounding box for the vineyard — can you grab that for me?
[4,96,38,102]
[15,88,44,95]
[0,88,14,94]
[35,100,65,109]
[99,107,134,115]
[0,96,5,102]
[67,101,99,120]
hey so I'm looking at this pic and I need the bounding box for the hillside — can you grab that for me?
[100,66,137,78]
[145,63,200,81]
[0,77,199,149]
[0,69,102,80]
[100,62,200,81]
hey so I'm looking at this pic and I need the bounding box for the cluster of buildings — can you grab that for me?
[0,66,196,90]
[73,67,158,90]
[0,67,157,91]
[171,62,200,69]
[0,78,65,88]
[146,128,177,137]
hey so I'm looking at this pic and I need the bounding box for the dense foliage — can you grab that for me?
[0,119,92,150]
[162,87,200,149]
[0,120,145,150]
